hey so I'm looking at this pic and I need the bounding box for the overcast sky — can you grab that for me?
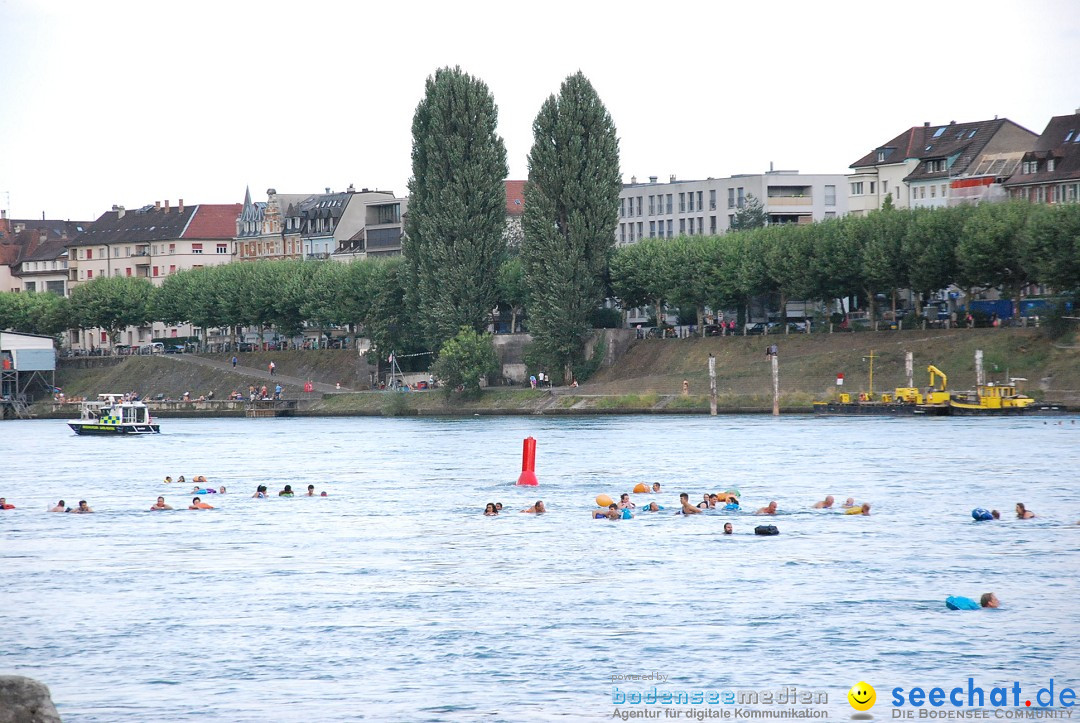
[1,0,1078,222]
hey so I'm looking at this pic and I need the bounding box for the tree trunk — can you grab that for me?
[779,291,788,334]
[697,305,705,337]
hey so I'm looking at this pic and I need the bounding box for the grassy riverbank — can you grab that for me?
[45,327,1079,415]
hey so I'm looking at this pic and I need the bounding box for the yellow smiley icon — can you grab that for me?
[848,682,876,711]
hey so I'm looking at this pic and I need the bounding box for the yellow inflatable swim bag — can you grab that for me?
[845,505,864,515]
[596,494,614,508]
[633,483,648,494]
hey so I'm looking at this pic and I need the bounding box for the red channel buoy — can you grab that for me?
[516,436,539,486]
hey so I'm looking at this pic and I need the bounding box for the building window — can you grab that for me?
[727,188,735,209]
[152,266,158,276]
[637,222,643,238]
[930,185,936,198]
[710,189,717,210]
[87,269,93,279]
[1048,159,1056,172]
[737,187,745,208]
[688,193,694,212]
[666,220,673,237]
[86,249,92,259]
[191,243,203,254]
[620,199,625,218]
[217,244,228,254]
[870,181,876,194]
[710,216,717,233]
[648,195,655,215]
[666,194,673,214]
[125,268,131,277]
[1037,186,1046,203]
[169,243,176,254]
[169,265,177,274]
[637,197,643,216]
[851,182,864,195]
[620,224,626,243]
[876,150,885,162]
[697,191,703,211]
[920,187,926,199]
[679,193,685,213]
[698,217,704,234]
[628,224,635,243]
[824,211,837,219]
[941,184,947,197]
[824,185,836,206]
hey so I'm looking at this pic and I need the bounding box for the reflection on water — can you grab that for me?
[1,415,1079,721]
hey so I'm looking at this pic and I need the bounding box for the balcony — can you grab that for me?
[766,195,813,207]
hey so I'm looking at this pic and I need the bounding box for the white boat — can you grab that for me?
[68,394,160,435]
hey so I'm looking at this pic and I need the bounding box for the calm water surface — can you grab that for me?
[2,414,1079,721]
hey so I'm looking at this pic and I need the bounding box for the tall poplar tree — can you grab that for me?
[403,66,508,350]
[522,71,621,383]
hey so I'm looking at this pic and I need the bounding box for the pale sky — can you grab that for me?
[1,0,1078,222]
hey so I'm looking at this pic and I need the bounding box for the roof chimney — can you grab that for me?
[949,120,956,125]
[178,198,184,213]
[924,121,930,127]
[630,175,637,184]
[325,187,331,194]
[649,176,657,184]
[116,205,125,219]
[1,210,6,220]
[347,184,355,193]
[770,161,774,172]
[155,201,161,211]
[164,199,170,213]
[669,174,676,183]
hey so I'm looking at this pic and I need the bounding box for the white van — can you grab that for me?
[138,342,165,355]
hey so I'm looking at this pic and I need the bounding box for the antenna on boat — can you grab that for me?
[861,350,876,397]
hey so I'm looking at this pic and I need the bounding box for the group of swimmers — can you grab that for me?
[483,501,546,515]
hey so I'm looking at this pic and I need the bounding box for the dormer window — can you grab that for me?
[1066,131,1075,142]
[1048,158,1056,172]
[877,151,885,162]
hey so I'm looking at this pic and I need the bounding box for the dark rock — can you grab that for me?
[0,676,61,723]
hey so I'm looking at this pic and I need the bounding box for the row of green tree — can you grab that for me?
[610,200,1080,328]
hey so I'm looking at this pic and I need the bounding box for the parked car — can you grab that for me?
[744,322,769,335]
[237,342,255,352]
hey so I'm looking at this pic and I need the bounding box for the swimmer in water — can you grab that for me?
[679,493,702,515]
[218,486,226,494]
[980,592,999,608]
[605,503,621,520]
[845,502,871,516]
[813,495,834,509]
[252,485,268,498]
[306,485,316,497]
[189,496,214,510]
[841,497,856,508]
[320,491,328,497]
[279,485,294,497]
[484,503,498,516]
[164,476,173,484]
[1016,502,1035,519]
[521,500,546,514]
[619,493,635,510]
[756,501,778,515]
[69,500,93,514]
[177,475,186,486]
[49,500,67,512]
[150,497,173,510]
[640,502,662,512]
[0,497,13,510]
[495,502,503,512]
[652,482,661,493]
[991,510,1000,519]
[723,522,733,535]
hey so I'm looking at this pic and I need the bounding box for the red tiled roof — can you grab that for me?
[183,203,243,239]
[505,180,525,216]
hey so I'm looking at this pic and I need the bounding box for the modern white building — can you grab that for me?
[615,169,847,245]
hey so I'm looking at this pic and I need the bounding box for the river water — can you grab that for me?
[1,414,1078,721]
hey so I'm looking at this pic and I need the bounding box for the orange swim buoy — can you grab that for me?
[595,494,614,508]
[633,483,648,494]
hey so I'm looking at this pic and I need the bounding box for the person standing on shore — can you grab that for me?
[231,356,237,368]
[269,361,276,376]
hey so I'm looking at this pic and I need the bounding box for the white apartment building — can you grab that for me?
[615,169,847,245]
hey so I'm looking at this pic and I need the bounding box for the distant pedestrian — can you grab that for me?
[274,384,282,400]
[269,361,276,376]
[231,356,237,367]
